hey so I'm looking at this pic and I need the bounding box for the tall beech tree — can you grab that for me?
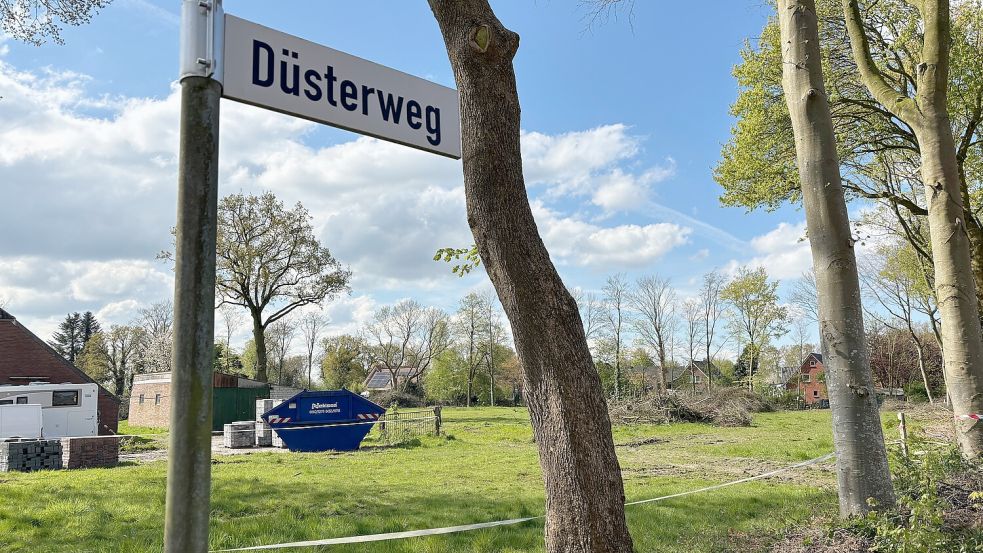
[842,0,983,458]
[428,1,634,550]
[215,192,350,382]
[717,1,983,319]
[778,0,895,513]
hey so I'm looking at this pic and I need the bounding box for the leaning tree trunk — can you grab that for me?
[843,0,983,458]
[428,2,634,551]
[779,0,896,515]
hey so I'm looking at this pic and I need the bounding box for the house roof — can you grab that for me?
[0,309,120,404]
[364,366,419,389]
[667,360,719,382]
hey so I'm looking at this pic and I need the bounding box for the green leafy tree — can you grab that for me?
[320,334,368,390]
[423,349,468,403]
[215,192,351,382]
[452,292,491,406]
[78,325,144,397]
[722,268,789,391]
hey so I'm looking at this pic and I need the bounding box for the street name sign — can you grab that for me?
[222,15,461,159]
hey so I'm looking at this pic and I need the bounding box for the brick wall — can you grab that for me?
[127,381,171,428]
[800,363,828,405]
[61,437,119,469]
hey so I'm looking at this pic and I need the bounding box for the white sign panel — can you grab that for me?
[222,15,461,159]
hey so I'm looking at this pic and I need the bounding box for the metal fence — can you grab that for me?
[378,406,441,444]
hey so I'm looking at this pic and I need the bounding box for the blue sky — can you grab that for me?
[0,0,818,350]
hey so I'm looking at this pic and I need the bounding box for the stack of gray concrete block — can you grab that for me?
[223,421,256,449]
[271,429,286,448]
[255,398,277,447]
[1,440,63,472]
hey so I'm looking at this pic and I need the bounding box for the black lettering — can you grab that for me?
[303,69,322,101]
[360,85,375,115]
[406,100,422,130]
[279,49,300,96]
[425,106,442,146]
[377,91,403,123]
[251,40,274,87]
[324,66,338,106]
[340,80,358,111]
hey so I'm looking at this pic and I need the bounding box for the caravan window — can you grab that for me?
[15,397,28,404]
[0,399,12,405]
[52,390,79,407]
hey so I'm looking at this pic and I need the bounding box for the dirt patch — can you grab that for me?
[121,436,292,464]
[622,456,836,488]
[618,436,667,448]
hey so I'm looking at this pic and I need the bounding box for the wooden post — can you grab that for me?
[898,411,909,459]
[434,405,442,436]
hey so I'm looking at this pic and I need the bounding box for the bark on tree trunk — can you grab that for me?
[957,162,983,324]
[917,114,983,456]
[779,0,896,515]
[843,0,983,459]
[252,316,268,382]
[428,2,634,550]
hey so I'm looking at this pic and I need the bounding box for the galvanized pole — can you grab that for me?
[164,2,223,552]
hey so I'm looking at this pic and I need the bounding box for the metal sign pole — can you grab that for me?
[164,1,223,551]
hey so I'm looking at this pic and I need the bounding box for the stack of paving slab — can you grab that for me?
[223,421,256,449]
[0,439,63,472]
[255,398,277,447]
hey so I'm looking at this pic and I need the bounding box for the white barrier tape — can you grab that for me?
[212,517,539,551]
[625,452,835,506]
[211,452,835,552]
[957,413,982,421]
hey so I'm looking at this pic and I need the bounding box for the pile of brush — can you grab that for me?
[608,387,774,427]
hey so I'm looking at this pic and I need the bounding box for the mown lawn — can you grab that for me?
[0,407,887,552]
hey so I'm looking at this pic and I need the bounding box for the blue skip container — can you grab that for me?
[262,389,386,452]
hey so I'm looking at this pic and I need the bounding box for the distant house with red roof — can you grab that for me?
[0,308,120,433]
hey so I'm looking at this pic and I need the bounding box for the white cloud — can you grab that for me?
[726,221,813,280]
[0,55,700,339]
[521,124,640,194]
[532,203,691,267]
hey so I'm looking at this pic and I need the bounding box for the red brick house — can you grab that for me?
[786,352,828,406]
[0,308,120,434]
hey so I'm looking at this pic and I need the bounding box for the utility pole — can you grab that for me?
[164,1,223,552]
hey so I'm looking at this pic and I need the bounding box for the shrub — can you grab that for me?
[370,384,427,408]
[850,437,983,553]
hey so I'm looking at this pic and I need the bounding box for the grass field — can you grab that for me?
[0,407,905,552]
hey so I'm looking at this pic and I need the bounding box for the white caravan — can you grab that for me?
[0,404,43,440]
[0,383,99,438]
